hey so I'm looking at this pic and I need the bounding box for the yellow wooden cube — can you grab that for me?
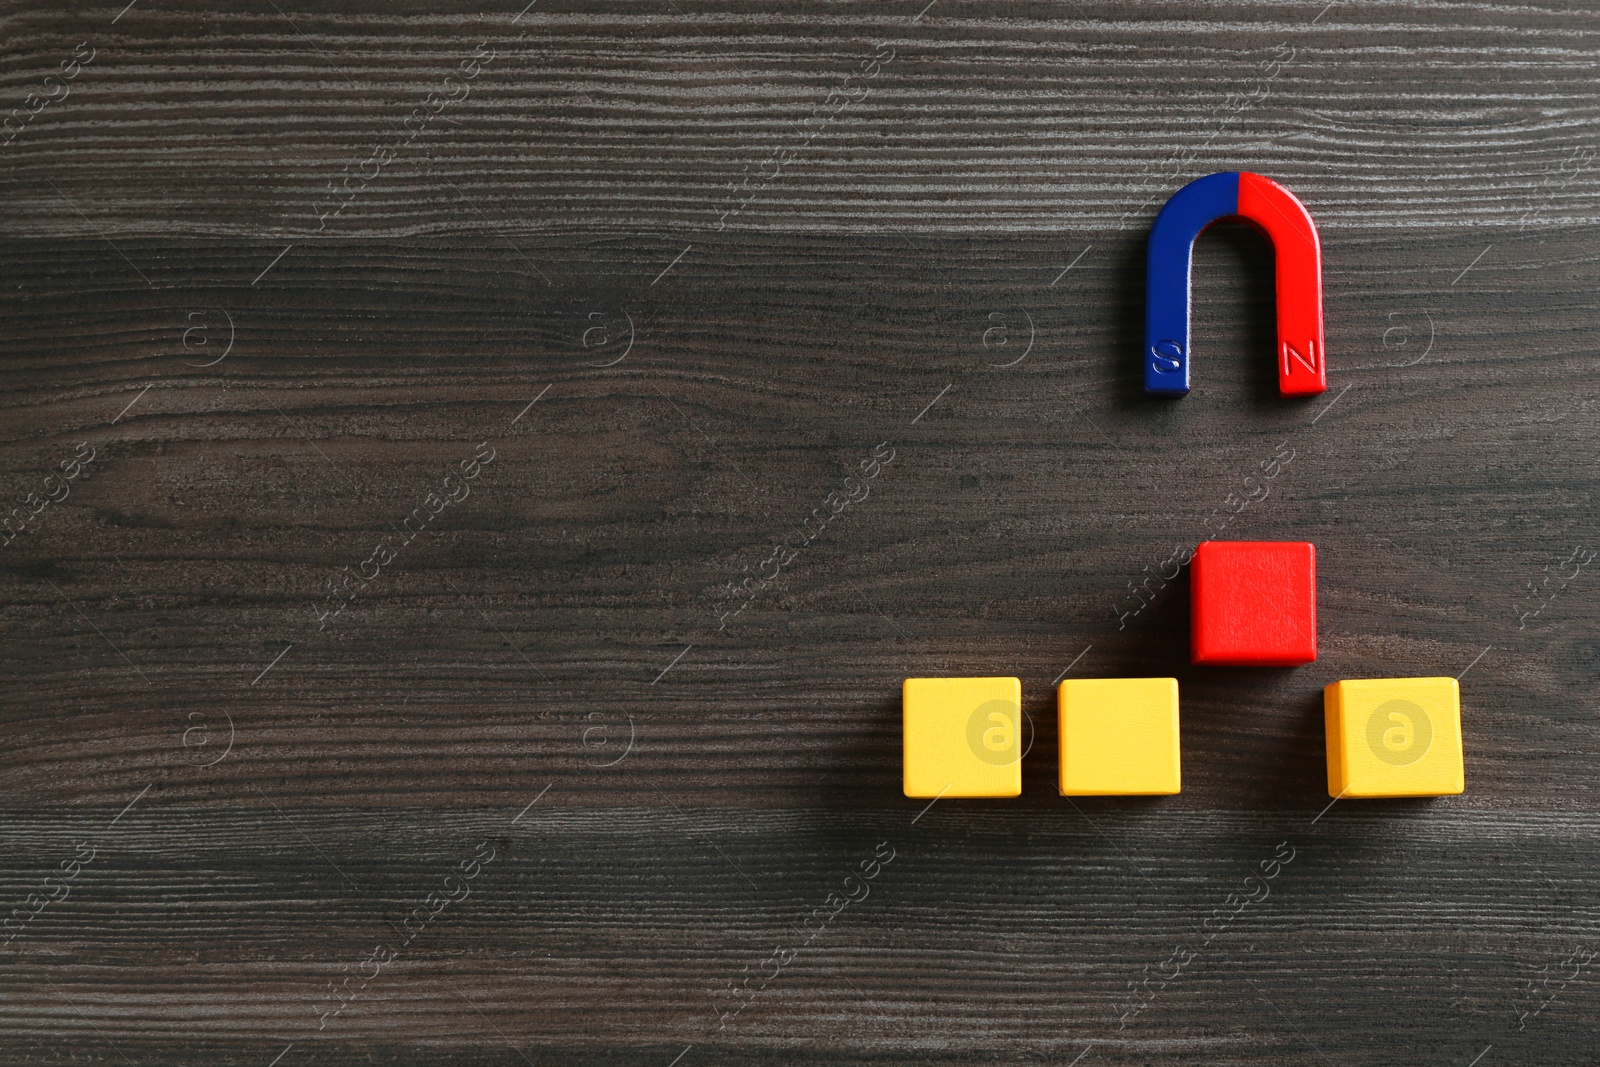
[1324,677,1464,798]
[902,677,1022,798]
[1057,678,1181,796]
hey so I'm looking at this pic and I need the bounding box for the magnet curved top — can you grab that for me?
[1143,171,1327,397]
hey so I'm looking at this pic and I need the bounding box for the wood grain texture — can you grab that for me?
[1,0,1598,1063]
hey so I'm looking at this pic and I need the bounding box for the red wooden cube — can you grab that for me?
[1191,541,1317,666]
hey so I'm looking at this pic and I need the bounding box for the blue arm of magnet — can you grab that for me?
[1143,171,1241,395]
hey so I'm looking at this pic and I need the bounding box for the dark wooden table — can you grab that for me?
[2,1,1596,1063]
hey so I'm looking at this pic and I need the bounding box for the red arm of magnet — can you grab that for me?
[1237,173,1327,397]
